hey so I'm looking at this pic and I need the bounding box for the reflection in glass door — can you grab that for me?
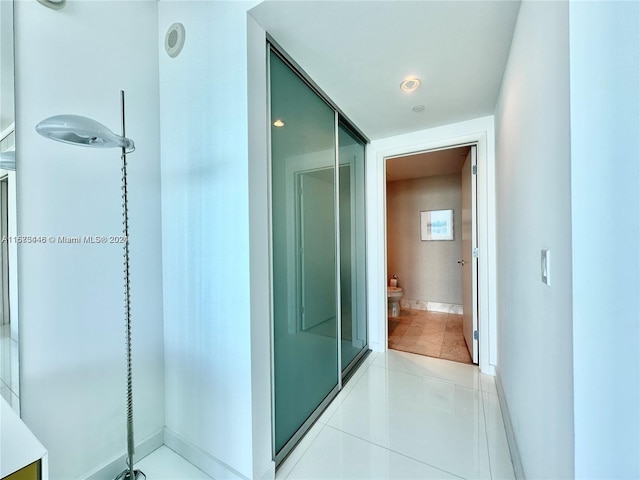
[338,125,367,372]
[270,50,338,460]
[269,46,368,464]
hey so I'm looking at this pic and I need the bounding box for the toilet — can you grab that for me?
[387,287,403,318]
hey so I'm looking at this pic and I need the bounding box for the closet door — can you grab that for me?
[338,124,368,372]
[270,50,338,459]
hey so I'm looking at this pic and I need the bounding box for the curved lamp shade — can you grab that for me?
[36,0,66,10]
[36,114,134,151]
[0,151,15,171]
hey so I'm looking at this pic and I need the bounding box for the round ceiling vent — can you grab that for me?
[165,23,186,58]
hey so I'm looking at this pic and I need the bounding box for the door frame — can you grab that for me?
[368,121,497,375]
[384,143,479,363]
[463,145,479,363]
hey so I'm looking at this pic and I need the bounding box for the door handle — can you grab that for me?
[458,260,466,266]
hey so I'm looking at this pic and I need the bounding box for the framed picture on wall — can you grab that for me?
[420,209,454,241]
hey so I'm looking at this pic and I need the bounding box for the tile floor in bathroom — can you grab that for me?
[138,350,514,480]
[389,308,473,364]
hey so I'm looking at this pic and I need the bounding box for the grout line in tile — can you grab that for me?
[480,389,496,479]
[371,360,487,396]
[482,388,499,397]
[333,362,371,400]
[277,422,326,479]
[368,362,441,383]
[289,359,375,476]
[323,424,466,480]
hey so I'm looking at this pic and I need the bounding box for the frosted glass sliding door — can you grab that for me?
[338,124,367,371]
[270,50,338,458]
[269,45,369,464]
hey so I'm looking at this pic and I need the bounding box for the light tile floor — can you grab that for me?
[278,350,515,480]
[134,446,212,480]
[134,350,514,480]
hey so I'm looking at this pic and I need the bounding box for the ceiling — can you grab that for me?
[386,146,470,182]
[250,1,521,141]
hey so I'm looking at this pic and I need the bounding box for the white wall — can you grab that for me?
[247,12,275,480]
[0,0,14,132]
[570,1,640,477]
[7,169,17,343]
[386,174,463,306]
[367,116,496,374]
[14,1,164,478]
[494,1,574,478]
[159,2,272,479]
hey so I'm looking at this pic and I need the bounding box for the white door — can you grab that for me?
[461,146,478,363]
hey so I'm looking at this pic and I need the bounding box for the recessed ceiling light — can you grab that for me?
[412,105,425,113]
[400,77,421,92]
[273,119,285,128]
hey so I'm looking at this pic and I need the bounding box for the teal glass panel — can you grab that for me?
[338,124,368,370]
[270,51,338,455]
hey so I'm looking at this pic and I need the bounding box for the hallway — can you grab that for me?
[277,350,514,479]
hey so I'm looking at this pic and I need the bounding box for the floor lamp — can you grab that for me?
[36,91,144,480]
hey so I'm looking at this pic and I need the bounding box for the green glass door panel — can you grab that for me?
[270,51,338,456]
[338,124,367,370]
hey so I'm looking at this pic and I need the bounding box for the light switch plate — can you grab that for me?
[541,249,551,286]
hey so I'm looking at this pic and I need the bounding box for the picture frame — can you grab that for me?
[420,209,454,241]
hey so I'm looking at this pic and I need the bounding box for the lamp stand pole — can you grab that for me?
[35,93,142,479]
[115,90,143,480]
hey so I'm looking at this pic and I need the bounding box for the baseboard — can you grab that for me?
[84,429,164,480]
[164,427,250,480]
[494,369,526,479]
[400,299,463,314]
[256,459,276,480]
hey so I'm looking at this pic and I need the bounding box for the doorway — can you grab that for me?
[385,145,478,364]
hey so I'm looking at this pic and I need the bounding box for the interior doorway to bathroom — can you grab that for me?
[385,145,478,365]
